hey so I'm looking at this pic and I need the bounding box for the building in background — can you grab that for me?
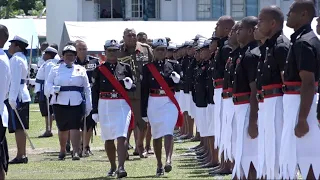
[47,0,320,47]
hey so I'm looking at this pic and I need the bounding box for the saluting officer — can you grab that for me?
[45,45,92,161]
[118,28,153,158]
[279,1,320,179]
[232,16,259,180]
[74,40,100,157]
[91,40,135,178]
[141,38,182,176]
[35,47,58,138]
[6,36,31,164]
[256,6,290,179]
[0,24,10,180]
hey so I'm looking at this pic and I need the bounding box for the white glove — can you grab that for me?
[170,71,180,83]
[123,77,133,89]
[9,100,17,110]
[142,117,149,122]
[92,113,99,123]
[51,85,61,95]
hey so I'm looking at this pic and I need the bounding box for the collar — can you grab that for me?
[218,36,228,48]
[240,41,258,55]
[155,59,166,65]
[0,48,4,55]
[230,47,240,56]
[122,42,143,53]
[105,61,118,67]
[13,52,24,56]
[75,56,89,65]
[266,30,283,48]
[290,24,312,43]
[65,63,74,69]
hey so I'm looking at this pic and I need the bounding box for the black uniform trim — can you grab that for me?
[75,55,100,84]
[91,61,136,114]
[141,59,181,117]
[194,60,210,107]
[213,37,233,80]
[184,57,196,93]
[223,47,240,90]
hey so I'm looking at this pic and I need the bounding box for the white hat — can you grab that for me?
[63,45,76,52]
[153,38,167,48]
[192,34,206,40]
[200,39,212,49]
[167,42,177,50]
[9,35,29,46]
[44,47,58,54]
[104,39,120,50]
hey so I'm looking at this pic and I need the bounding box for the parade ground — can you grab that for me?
[5,104,229,179]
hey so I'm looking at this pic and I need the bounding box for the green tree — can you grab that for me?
[0,0,18,19]
[15,0,36,15]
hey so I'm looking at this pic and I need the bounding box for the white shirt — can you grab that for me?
[9,52,31,103]
[45,64,92,112]
[38,53,60,68]
[35,59,57,93]
[0,49,10,127]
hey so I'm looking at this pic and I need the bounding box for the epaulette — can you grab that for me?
[88,55,99,61]
[119,61,130,66]
[118,56,133,63]
[139,42,152,48]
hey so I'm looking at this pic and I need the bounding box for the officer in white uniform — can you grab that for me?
[35,47,58,138]
[5,35,31,164]
[0,24,11,180]
[45,45,92,161]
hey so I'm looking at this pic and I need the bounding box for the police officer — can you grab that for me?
[35,47,58,138]
[6,36,31,164]
[280,1,320,179]
[215,22,241,176]
[45,45,92,161]
[74,40,100,157]
[0,24,10,180]
[256,6,290,179]
[91,40,136,178]
[141,38,181,176]
[232,16,259,179]
[118,28,153,158]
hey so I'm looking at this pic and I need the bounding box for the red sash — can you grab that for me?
[98,65,134,130]
[147,63,184,127]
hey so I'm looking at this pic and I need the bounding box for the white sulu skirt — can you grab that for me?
[279,94,320,180]
[184,92,192,114]
[195,107,206,137]
[203,103,215,137]
[214,88,223,148]
[189,97,197,119]
[220,98,234,160]
[232,103,259,179]
[147,96,178,139]
[98,99,131,141]
[258,96,283,179]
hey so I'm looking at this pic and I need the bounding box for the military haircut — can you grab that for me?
[293,0,316,21]
[241,16,258,30]
[66,41,76,47]
[0,24,9,43]
[41,41,49,46]
[260,5,284,28]
[123,28,136,36]
[219,15,236,29]
[75,39,86,46]
[50,43,59,51]
[137,32,147,37]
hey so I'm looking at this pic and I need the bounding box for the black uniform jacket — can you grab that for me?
[213,37,233,80]
[169,58,183,92]
[75,55,100,84]
[223,47,240,91]
[91,61,136,114]
[182,56,193,93]
[233,41,258,94]
[194,60,210,107]
[141,59,181,117]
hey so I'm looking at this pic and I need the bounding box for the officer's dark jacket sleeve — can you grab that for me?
[293,41,317,73]
[91,66,100,114]
[141,64,150,117]
[124,63,136,91]
[274,45,289,71]
[243,52,259,83]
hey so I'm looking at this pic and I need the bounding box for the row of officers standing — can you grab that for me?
[1,0,320,179]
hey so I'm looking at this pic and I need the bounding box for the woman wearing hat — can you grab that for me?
[141,38,182,176]
[91,40,135,178]
[6,35,31,164]
[45,45,92,160]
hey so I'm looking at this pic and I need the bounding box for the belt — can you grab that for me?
[35,79,45,84]
[214,79,223,89]
[232,92,250,105]
[282,82,318,94]
[99,92,123,99]
[60,86,84,92]
[256,84,283,101]
[150,89,168,96]
[20,79,26,84]
[221,88,233,99]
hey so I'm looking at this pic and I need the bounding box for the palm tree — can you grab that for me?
[0,0,18,19]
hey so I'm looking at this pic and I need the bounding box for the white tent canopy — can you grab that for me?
[61,18,320,53]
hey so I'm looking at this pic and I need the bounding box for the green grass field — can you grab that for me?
[5,104,231,179]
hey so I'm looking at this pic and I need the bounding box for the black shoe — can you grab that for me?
[164,163,172,173]
[83,146,93,157]
[9,157,28,164]
[72,153,80,160]
[58,153,66,160]
[38,131,53,138]
[117,168,127,178]
[156,167,164,177]
[107,169,116,177]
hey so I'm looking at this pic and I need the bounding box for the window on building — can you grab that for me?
[197,0,225,20]
[231,0,258,19]
[99,0,124,19]
[131,0,159,19]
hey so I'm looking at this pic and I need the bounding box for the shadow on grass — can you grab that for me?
[129,175,168,179]
[187,174,213,178]
[78,177,113,180]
